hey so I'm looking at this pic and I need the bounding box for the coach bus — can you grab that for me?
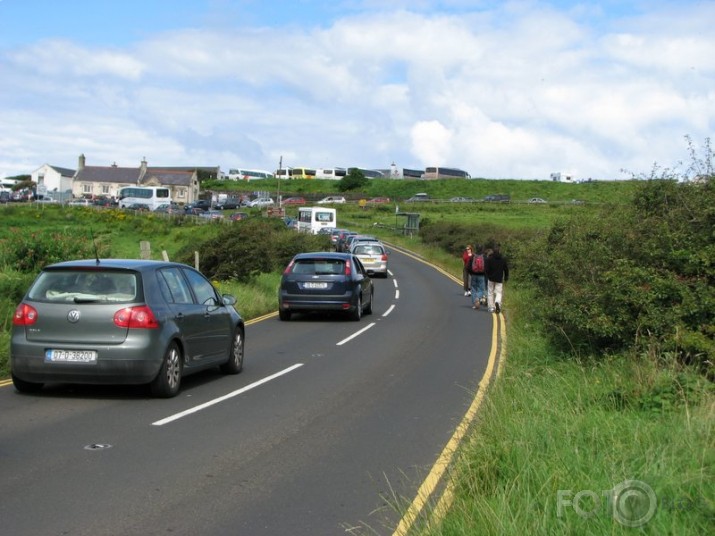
[315,167,347,180]
[296,206,337,234]
[291,167,317,180]
[422,167,471,179]
[118,186,171,210]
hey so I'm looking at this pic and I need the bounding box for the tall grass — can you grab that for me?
[420,287,714,535]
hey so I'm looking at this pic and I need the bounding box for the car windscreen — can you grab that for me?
[354,245,384,255]
[291,259,345,275]
[28,270,138,303]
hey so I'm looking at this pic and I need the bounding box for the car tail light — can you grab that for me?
[114,306,159,329]
[344,260,352,276]
[284,260,295,275]
[13,303,38,326]
[381,253,388,261]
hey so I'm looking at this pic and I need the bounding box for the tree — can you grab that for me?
[339,168,368,192]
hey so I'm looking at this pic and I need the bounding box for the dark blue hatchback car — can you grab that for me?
[278,252,374,321]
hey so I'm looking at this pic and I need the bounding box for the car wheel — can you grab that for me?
[279,309,291,321]
[220,327,244,374]
[351,294,362,321]
[364,289,373,315]
[11,373,43,393]
[150,342,182,398]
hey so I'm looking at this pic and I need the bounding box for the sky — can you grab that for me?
[0,0,713,181]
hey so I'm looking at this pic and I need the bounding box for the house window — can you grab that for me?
[177,188,186,199]
[102,185,110,194]
[82,184,91,194]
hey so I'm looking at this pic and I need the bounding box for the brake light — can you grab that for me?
[114,306,159,329]
[13,303,38,326]
[284,260,295,275]
[344,260,352,276]
[381,253,388,261]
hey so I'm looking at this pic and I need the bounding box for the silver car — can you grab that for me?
[11,259,245,397]
[350,241,389,277]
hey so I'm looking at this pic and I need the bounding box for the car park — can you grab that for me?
[10,259,245,398]
[317,196,346,204]
[350,241,389,277]
[278,252,373,321]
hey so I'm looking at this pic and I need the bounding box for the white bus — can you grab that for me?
[224,168,274,181]
[315,167,347,180]
[118,186,172,210]
[296,206,337,234]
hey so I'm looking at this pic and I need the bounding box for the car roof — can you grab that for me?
[41,259,192,272]
[293,252,353,260]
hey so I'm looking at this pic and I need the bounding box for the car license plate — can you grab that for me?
[45,349,98,363]
[303,282,328,289]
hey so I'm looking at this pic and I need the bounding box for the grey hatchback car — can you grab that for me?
[11,259,245,397]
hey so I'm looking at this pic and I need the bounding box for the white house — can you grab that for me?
[31,164,76,197]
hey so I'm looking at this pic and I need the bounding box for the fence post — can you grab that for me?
[140,241,151,260]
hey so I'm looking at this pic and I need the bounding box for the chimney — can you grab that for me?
[78,154,86,170]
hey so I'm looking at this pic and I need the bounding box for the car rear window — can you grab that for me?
[354,245,384,255]
[28,270,138,303]
[291,259,345,275]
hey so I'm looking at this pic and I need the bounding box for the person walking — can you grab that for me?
[485,245,509,314]
[469,244,487,309]
[461,245,474,296]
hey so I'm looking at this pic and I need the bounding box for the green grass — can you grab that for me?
[417,288,714,535]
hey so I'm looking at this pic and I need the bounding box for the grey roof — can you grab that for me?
[143,169,195,186]
[48,165,76,177]
[75,166,141,184]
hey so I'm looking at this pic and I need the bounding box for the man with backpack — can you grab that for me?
[485,245,509,314]
[468,244,487,309]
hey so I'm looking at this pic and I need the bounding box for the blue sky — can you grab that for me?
[1,0,713,180]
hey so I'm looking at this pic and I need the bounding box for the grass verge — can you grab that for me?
[419,287,714,535]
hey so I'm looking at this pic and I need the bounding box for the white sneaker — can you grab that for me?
[464,291,470,296]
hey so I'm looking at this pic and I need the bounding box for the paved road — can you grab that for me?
[0,248,501,535]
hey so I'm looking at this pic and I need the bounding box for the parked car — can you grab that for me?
[450,196,474,203]
[484,194,511,203]
[281,196,307,206]
[366,197,391,204]
[68,199,93,207]
[154,202,181,214]
[184,199,212,212]
[215,199,240,210]
[317,196,346,204]
[199,209,224,220]
[248,197,275,208]
[124,203,151,212]
[350,241,389,277]
[229,212,250,222]
[278,252,373,321]
[10,259,245,397]
[528,197,547,204]
[406,193,430,202]
[0,191,10,203]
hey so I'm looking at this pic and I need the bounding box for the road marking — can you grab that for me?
[382,304,395,317]
[152,364,304,426]
[336,322,376,346]
[0,379,13,388]
[392,311,501,535]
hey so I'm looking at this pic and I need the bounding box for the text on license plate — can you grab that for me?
[45,349,98,363]
[303,282,328,289]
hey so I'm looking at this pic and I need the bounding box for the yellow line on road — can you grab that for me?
[392,312,502,536]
